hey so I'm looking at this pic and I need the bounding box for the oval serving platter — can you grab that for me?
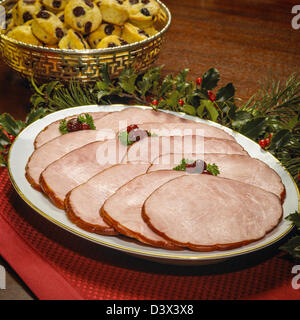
[7,105,300,265]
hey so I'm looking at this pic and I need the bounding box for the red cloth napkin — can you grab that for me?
[0,167,299,300]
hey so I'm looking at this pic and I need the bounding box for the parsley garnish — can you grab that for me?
[173,158,193,171]
[59,119,68,134]
[118,131,135,146]
[206,163,220,176]
[173,158,220,176]
[77,113,96,130]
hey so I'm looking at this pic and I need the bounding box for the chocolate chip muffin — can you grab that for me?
[42,0,68,12]
[127,0,159,29]
[88,22,121,48]
[31,9,66,44]
[99,0,129,25]
[96,34,125,48]
[58,28,90,49]
[64,0,102,35]
[12,0,43,25]
[6,24,42,45]
[121,21,149,43]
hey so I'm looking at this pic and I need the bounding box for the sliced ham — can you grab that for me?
[123,135,248,163]
[40,138,128,209]
[26,129,116,191]
[34,112,110,149]
[142,174,283,251]
[27,107,196,191]
[137,122,235,141]
[90,107,195,133]
[101,170,186,249]
[65,163,150,235]
[148,153,285,201]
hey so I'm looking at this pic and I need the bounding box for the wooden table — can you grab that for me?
[0,0,299,300]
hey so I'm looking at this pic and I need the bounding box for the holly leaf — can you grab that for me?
[269,129,292,150]
[216,83,235,102]
[239,117,266,139]
[137,66,162,97]
[280,236,300,259]
[285,211,300,229]
[118,131,134,146]
[182,104,196,116]
[26,108,51,125]
[231,110,253,128]
[119,68,138,94]
[0,131,10,145]
[0,113,25,136]
[201,68,220,90]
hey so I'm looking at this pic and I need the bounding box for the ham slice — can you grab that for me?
[142,174,283,251]
[26,129,116,191]
[123,135,248,163]
[27,107,196,191]
[40,138,128,209]
[34,112,110,149]
[148,153,285,201]
[101,170,186,249]
[89,107,196,133]
[65,163,150,235]
[137,122,235,141]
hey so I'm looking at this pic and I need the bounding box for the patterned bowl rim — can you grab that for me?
[0,0,172,55]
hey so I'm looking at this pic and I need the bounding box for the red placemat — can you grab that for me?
[0,167,299,300]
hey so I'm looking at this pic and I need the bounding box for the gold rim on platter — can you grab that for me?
[0,0,171,82]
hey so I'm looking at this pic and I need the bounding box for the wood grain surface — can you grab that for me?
[0,0,299,120]
[0,0,299,300]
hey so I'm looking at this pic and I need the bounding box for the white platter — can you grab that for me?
[7,105,300,265]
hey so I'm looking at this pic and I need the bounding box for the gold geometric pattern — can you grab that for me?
[0,0,171,83]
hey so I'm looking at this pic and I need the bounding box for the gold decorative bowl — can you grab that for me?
[0,0,171,82]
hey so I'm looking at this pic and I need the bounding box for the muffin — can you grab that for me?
[6,24,42,45]
[58,28,90,49]
[64,0,102,34]
[98,0,129,25]
[12,0,42,25]
[88,22,121,48]
[96,34,125,48]
[31,9,66,44]
[121,21,149,43]
[42,0,68,12]
[127,0,159,29]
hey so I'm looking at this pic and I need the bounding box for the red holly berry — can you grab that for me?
[178,99,184,106]
[151,99,159,106]
[196,77,202,86]
[8,134,15,143]
[208,90,216,102]
[298,173,300,181]
[265,137,270,145]
[259,139,267,148]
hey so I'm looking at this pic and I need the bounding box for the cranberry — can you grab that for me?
[297,173,300,181]
[81,123,90,130]
[127,124,139,133]
[128,129,148,143]
[66,118,82,132]
[196,77,202,86]
[151,99,159,106]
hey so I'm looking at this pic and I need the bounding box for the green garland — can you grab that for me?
[0,64,299,257]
